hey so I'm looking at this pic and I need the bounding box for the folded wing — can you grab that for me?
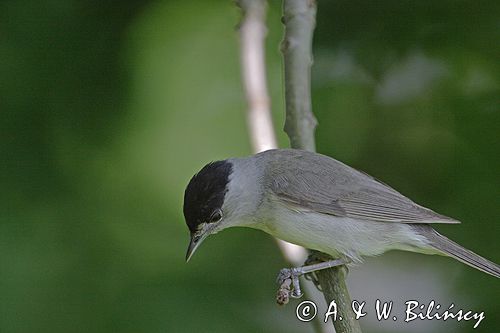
[261,149,459,224]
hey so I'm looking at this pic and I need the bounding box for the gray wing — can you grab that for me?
[259,149,459,224]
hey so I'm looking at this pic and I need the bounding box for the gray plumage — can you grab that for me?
[260,149,458,224]
[412,224,500,278]
[184,148,500,278]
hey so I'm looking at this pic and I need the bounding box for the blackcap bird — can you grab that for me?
[183,149,500,279]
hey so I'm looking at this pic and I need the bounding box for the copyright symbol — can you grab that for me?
[296,300,317,322]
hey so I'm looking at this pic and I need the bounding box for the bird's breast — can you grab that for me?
[254,198,431,263]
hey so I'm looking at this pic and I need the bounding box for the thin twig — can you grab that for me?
[281,0,362,332]
[237,0,309,266]
[236,1,325,332]
[237,0,276,152]
[282,0,318,151]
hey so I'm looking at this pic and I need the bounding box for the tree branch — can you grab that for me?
[237,0,308,265]
[236,1,325,332]
[282,0,317,152]
[281,1,362,332]
[237,0,277,152]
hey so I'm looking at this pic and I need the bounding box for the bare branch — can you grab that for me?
[236,2,325,331]
[237,0,308,267]
[282,0,318,152]
[281,0,362,332]
[237,0,277,152]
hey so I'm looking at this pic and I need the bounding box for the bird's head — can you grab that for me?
[183,160,233,262]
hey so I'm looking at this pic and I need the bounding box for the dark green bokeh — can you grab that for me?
[1,1,498,332]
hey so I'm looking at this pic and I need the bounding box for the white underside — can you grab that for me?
[218,159,440,263]
[250,197,438,263]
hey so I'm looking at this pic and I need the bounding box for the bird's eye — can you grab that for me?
[209,210,222,223]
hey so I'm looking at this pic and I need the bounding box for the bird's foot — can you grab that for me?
[276,267,303,305]
[303,251,331,290]
[276,255,349,305]
[303,252,350,290]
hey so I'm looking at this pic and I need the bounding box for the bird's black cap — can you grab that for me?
[183,160,233,233]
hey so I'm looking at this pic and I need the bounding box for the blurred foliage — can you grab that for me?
[1,0,498,332]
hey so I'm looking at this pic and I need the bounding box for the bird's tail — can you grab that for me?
[416,225,500,278]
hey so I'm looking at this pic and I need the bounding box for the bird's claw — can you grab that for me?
[276,254,350,305]
[304,271,322,291]
[276,267,303,301]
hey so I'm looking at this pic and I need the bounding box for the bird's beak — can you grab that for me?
[185,234,201,262]
[185,223,213,262]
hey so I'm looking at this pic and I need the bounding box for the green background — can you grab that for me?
[1,0,498,332]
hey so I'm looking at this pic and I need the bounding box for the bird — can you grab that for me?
[183,148,500,282]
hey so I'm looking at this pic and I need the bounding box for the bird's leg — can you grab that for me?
[276,255,348,305]
[303,252,350,291]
